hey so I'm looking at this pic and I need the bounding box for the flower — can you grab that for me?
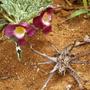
[4,22,36,45]
[33,7,54,34]
[3,7,54,45]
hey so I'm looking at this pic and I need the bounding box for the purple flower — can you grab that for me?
[33,7,54,34]
[4,22,36,45]
[3,7,54,45]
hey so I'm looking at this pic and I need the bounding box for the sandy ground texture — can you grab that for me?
[0,0,90,90]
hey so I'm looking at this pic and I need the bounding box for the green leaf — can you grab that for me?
[0,0,53,23]
[68,9,89,19]
[0,19,7,30]
[0,23,5,30]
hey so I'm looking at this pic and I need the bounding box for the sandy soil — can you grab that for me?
[0,0,90,90]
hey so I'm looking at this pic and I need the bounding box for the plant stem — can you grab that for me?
[2,14,15,23]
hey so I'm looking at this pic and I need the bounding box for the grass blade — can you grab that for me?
[68,9,89,19]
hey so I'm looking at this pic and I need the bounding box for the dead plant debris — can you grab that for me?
[30,35,90,90]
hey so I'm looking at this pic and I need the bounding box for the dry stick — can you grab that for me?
[65,0,72,6]
[75,41,89,47]
[45,41,61,57]
[41,63,60,90]
[63,41,76,54]
[30,36,90,90]
[54,4,90,12]
[0,75,15,80]
[38,61,54,65]
[31,47,57,62]
[37,42,60,65]
[41,72,55,90]
[50,63,59,74]
[31,44,74,90]
[0,76,11,80]
[84,35,90,42]
[53,35,90,57]
[50,43,60,53]
[75,35,90,47]
[53,41,76,57]
[67,65,84,90]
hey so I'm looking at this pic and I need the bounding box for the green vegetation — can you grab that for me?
[68,0,90,19]
[0,0,52,23]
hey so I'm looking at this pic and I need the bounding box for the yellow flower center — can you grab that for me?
[14,26,26,39]
[15,26,26,34]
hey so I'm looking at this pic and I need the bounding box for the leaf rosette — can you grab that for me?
[0,0,52,23]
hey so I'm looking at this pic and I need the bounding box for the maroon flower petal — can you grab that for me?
[33,7,54,30]
[41,7,54,16]
[46,7,55,14]
[17,38,27,46]
[27,25,36,37]
[42,25,52,34]
[33,16,44,29]
[4,24,17,37]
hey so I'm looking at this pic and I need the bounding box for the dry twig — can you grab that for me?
[30,35,90,90]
